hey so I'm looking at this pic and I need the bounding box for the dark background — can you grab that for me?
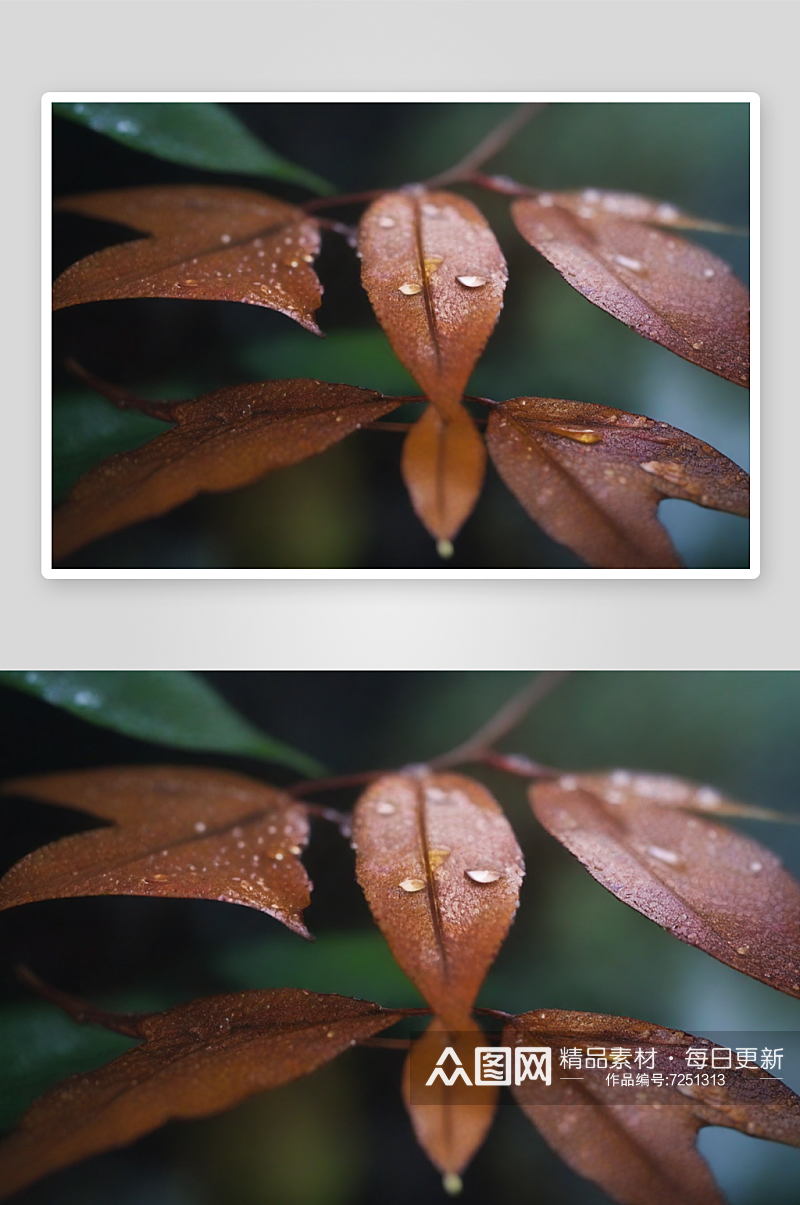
[1,671,797,1204]
[52,102,751,569]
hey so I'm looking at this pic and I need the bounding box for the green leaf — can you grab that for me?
[53,391,170,504]
[53,102,335,195]
[0,1002,135,1132]
[0,673,324,777]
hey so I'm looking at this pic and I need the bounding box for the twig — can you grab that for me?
[15,966,144,1038]
[287,768,389,799]
[430,672,570,770]
[65,359,177,422]
[425,103,546,188]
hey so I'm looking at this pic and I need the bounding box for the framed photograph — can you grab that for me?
[44,93,757,578]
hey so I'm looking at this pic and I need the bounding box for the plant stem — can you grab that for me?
[15,966,144,1038]
[430,672,570,770]
[424,103,546,188]
[64,360,177,422]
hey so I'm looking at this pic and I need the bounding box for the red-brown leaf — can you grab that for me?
[402,1018,498,1185]
[353,771,524,1028]
[530,773,800,996]
[401,404,486,547]
[0,989,405,1200]
[1,767,313,936]
[506,1008,800,1205]
[541,189,743,234]
[53,185,324,333]
[358,190,507,416]
[512,194,749,385]
[485,397,749,568]
[52,379,400,560]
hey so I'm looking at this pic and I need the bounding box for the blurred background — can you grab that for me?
[1,671,797,1204]
[52,101,751,569]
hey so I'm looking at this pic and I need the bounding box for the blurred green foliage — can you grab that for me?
[52,101,750,569]
[2,672,794,1205]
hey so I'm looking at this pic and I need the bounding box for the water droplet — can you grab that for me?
[692,341,704,350]
[613,255,643,272]
[559,775,578,791]
[750,861,763,873]
[220,234,232,244]
[655,203,679,222]
[376,801,396,815]
[443,1172,463,1196]
[326,1030,335,1038]
[437,538,454,558]
[194,821,207,834]
[429,848,451,869]
[456,275,488,288]
[582,189,601,203]
[378,216,396,228]
[647,845,682,866]
[399,878,426,893]
[151,874,169,882]
[695,787,720,808]
[424,255,443,274]
[537,193,554,207]
[737,946,750,955]
[703,268,716,279]
[115,119,140,135]
[399,282,422,295]
[611,770,632,786]
[421,203,439,217]
[640,460,691,488]
[426,787,447,803]
[274,851,284,861]
[466,869,501,884]
[302,253,314,262]
[288,844,302,856]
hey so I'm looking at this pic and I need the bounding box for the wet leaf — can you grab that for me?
[53,102,334,194]
[353,772,524,1027]
[53,186,324,332]
[0,671,324,776]
[358,190,507,416]
[401,405,486,547]
[485,397,749,568]
[529,774,800,996]
[402,1018,497,1186]
[506,1009,800,1205]
[512,194,749,386]
[538,189,744,234]
[0,767,313,935]
[0,989,404,1199]
[52,379,399,561]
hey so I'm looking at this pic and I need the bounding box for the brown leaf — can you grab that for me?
[0,989,405,1200]
[1,767,313,936]
[52,379,400,560]
[353,771,524,1028]
[506,1008,800,1205]
[358,190,507,416]
[541,188,744,234]
[485,397,749,568]
[529,773,800,996]
[53,185,324,333]
[401,405,486,549]
[402,1018,498,1187]
[512,194,749,386]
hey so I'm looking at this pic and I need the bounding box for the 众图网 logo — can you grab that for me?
[425,1046,552,1087]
